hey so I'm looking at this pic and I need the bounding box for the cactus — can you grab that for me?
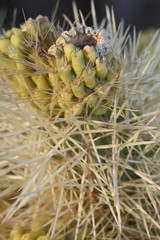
[0,1,160,240]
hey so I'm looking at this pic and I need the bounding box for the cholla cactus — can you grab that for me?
[0,1,160,240]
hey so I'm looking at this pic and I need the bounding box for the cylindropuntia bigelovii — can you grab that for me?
[0,1,160,239]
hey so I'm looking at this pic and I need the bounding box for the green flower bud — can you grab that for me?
[21,18,39,40]
[106,70,114,81]
[11,27,22,35]
[20,231,42,240]
[64,43,76,62]
[111,57,119,72]
[71,50,85,77]
[10,33,25,50]
[71,81,87,98]
[0,52,16,70]
[53,57,65,72]
[105,51,113,62]
[96,58,108,79]
[10,230,23,240]
[37,236,49,240]
[5,29,12,38]
[83,45,97,64]
[59,64,74,85]
[20,233,30,240]
[14,75,35,92]
[82,68,96,89]
[64,101,84,118]
[48,72,62,90]
[34,90,50,109]
[9,49,32,74]
[36,15,51,33]
[72,102,84,116]
[87,94,98,108]
[92,106,106,115]
[32,74,50,89]
[32,220,50,234]
[0,38,12,54]
[58,90,73,108]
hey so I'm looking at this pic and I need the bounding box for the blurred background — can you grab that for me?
[0,0,160,32]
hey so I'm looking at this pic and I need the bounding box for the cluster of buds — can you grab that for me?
[0,15,121,119]
[9,221,49,240]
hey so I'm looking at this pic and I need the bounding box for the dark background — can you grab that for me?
[0,0,160,32]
